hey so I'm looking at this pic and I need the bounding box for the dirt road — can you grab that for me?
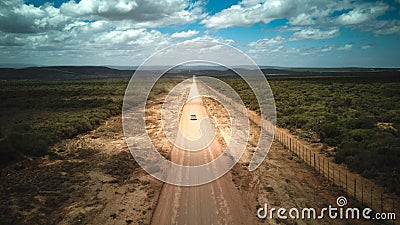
[151,78,255,225]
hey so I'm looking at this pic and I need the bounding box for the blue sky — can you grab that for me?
[0,0,399,67]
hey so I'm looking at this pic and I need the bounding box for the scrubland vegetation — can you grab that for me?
[0,77,182,166]
[1,72,399,193]
[0,79,127,164]
[223,76,400,193]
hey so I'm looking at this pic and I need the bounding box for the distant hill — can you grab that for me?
[261,68,400,78]
[0,66,399,80]
[0,66,133,80]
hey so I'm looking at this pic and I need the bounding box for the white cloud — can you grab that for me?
[60,0,205,28]
[95,29,170,47]
[201,0,296,29]
[0,0,205,33]
[337,44,352,51]
[248,36,286,54]
[289,13,315,25]
[290,28,339,41]
[185,35,235,45]
[361,45,374,49]
[171,30,199,38]
[0,0,70,33]
[0,0,205,65]
[201,0,345,29]
[0,0,399,67]
[249,36,285,47]
[367,20,400,35]
[320,46,333,52]
[201,0,394,36]
[298,45,334,55]
[336,2,389,25]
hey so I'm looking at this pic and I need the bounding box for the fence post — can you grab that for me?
[381,193,383,212]
[361,184,364,206]
[313,153,316,170]
[286,135,288,149]
[322,158,325,176]
[289,138,292,152]
[298,142,300,156]
[393,198,395,219]
[354,179,356,199]
[345,173,348,195]
[339,170,341,190]
[328,161,330,182]
[333,164,335,184]
[370,187,373,209]
[305,148,307,163]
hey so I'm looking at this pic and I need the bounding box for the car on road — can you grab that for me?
[190,114,197,120]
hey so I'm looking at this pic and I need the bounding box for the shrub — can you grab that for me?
[0,140,21,164]
[317,122,343,146]
[5,133,49,157]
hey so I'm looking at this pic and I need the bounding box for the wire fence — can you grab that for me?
[200,80,397,223]
[274,128,397,223]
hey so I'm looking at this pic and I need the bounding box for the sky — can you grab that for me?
[0,0,399,67]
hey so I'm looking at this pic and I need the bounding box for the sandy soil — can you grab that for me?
[203,97,382,225]
[0,94,388,225]
[150,81,255,225]
[0,116,162,225]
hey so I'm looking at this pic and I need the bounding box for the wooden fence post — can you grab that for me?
[305,148,307,163]
[318,156,320,173]
[286,135,288,149]
[361,184,364,206]
[354,179,357,199]
[370,187,373,208]
[328,161,330,182]
[313,153,316,170]
[393,198,395,219]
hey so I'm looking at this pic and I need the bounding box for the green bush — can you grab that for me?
[317,122,343,146]
[5,133,49,157]
[0,133,49,166]
[0,140,22,164]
